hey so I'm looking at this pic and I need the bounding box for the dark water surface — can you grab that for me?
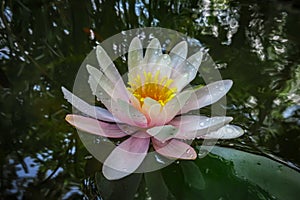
[1,0,300,199]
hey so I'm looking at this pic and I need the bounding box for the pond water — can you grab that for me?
[1,0,300,199]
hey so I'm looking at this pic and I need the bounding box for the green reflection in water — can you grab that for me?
[0,0,300,199]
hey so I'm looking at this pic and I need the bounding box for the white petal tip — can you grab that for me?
[102,165,131,180]
[202,125,244,139]
[86,64,94,72]
[224,79,233,88]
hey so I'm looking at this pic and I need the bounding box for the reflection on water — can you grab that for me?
[1,0,300,199]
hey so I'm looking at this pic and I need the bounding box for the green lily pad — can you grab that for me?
[180,161,205,190]
[144,171,170,200]
[160,146,300,200]
[95,171,142,200]
[206,146,300,200]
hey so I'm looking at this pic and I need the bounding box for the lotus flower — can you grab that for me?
[62,37,244,180]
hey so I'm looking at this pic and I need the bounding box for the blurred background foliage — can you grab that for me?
[0,0,300,199]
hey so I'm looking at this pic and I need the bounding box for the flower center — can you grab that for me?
[128,71,176,106]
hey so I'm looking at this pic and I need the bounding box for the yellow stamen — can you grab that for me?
[128,70,177,106]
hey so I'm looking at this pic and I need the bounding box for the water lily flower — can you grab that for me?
[62,37,244,180]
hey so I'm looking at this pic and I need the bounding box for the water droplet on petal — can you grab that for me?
[199,122,205,127]
[183,73,189,78]
[226,126,234,134]
[186,148,191,154]
[198,149,208,158]
[155,154,165,164]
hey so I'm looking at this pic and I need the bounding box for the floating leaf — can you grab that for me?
[180,161,205,190]
[95,171,142,200]
[144,171,169,200]
[207,146,300,200]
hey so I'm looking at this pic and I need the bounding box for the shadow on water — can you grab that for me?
[0,0,300,199]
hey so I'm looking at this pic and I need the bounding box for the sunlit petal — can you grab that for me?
[96,45,129,100]
[61,87,119,123]
[128,37,143,71]
[146,125,178,142]
[65,114,127,138]
[170,51,203,91]
[87,64,129,102]
[200,124,244,139]
[103,135,150,180]
[152,138,197,160]
[170,41,188,70]
[180,80,233,114]
[111,99,148,128]
[163,89,193,123]
[169,115,233,139]
[142,97,164,126]
[143,38,162,64]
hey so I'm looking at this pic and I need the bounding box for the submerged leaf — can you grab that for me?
[144,171,170,200]
[180,161,205,190]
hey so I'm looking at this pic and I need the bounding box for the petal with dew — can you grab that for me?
[154,54,172,78]
[65,114,127,138]
[186,51,203,75]
[143,38,162,64]
[142,97,164,126]
[61,87,119,123]
[152,138,197,160]
[180,80,233,114]
[96,45,122,83]
[88,71,113,111]
[169,115,233,140]
[146,125,178,142]
[87,64,128,102]
[162,89,193,124]
[103,135,150,180]
[170,51,203,91]
[128,37,143,71]
[200,124,244,139]
[111,99,148,128]
[170,41,188,70]
[96,45,128,100]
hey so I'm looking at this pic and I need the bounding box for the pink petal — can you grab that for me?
[200,125,244,139]
[128,37,143,71]
[143,38,162,64]
[142,98,165,126]
[88,70,114,111]
[111,99,148,128]
[146,125,178,142]
[103,135,150,180]
[127,38,144,85]
[61,87,120,123]
[169,41,188,70]
[180,80,233,114]
[154,54,172,78]
[96,45,129,101]
[87,65,129,102]
[152,138,197,160]
[65,114,127,138]
[170,51,203,91]
[169,115,233,139]
[96,45,123,84]
[162,89,194,123]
